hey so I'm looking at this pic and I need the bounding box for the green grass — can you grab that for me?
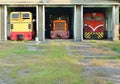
[0,43,38,58]
[0,42,86,84]
[103,41,120,52]
[102,41,120,59]
[0,41,115,84]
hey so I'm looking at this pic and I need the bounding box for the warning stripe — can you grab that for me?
[84,32,92,39]
[84,32,104,39]
[96,32,104,39]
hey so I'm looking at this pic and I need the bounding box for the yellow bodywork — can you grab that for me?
[10,12,33,32]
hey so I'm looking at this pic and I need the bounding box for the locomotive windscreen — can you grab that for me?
[55,22,65,30]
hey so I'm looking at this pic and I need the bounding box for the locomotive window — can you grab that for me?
[86,16,93,20]
[95,17,102,21]
[12,14,19,19]
[22,13,30,19]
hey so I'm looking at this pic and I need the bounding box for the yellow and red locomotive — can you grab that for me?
[10,12,34,40]
[84,13,104,39]
[50,16,70,39]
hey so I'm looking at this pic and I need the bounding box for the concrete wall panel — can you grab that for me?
[0,6,5,40]
[0,0,119,3]
[45,0,119,3]
[0,0,41,3]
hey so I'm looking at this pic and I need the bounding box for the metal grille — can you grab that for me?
[55,22,65,30]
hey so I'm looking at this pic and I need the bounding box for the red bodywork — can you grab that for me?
[10,32,33,40]
[84,13,104,39]
[50,20,70,39]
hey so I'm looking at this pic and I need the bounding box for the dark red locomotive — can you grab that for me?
[84,13,104,39]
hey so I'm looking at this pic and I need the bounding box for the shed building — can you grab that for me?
[0,0,119,41]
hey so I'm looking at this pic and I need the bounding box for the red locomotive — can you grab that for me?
[84,13,104,39]
[50,16,70,39]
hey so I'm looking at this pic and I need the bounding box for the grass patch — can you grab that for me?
[0,42,86,84]
[0,43,39,58]
[89,40,97,43]
[86,78,115,84]
[0,41,115,84]
[103,41,120,52]
[102,41,120,59]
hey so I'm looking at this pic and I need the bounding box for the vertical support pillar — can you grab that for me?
[36,5,39,41]
[74,5,76,41]
[43,5,45,41]
[38,5,45,41]
[0,6,2,40]
[1,6,5,41]
[4,5,7,41]
[80,5,83,41]
[112,5,119,41]
[107,8,112,40]
[74,5,83,41]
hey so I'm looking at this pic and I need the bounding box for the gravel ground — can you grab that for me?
[44,40,120,84]
[0,40,120,84]
[66,42,118,57]
[0,68,15,84]
[65,40,120,84]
